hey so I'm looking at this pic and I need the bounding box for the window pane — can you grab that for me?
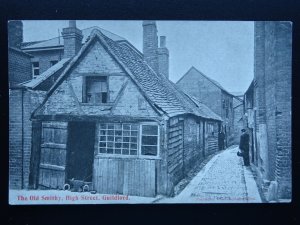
[131,125,138,130]
[123,143,129,148]
[34,69,39,76]
[107,142,113,148]
[130,150,137,155]
[141,146,157,156]
[131,131,138,136]
[115,130,122,136]
[107,136,114,141]
[122,149,129,155]
[123,131,130,136]
[130,143,137,149]
[115,137,122,142]
[123,137,130,142]
[123,125,130,130]
[100,124,107,129]
[142,136,158,145]
[115,124,122,129]
[99,142,106,147]
[99,147,106,153]
[100,136,106,141]
[107,148,113,154]
[130,137,137,142]
[102,93,107,103]
[142,125,158,135]
[115,143,121,148]
[95,93,102,103]
[115,149,121,154]
[107,130,114,135]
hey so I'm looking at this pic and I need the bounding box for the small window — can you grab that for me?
[84,76,108,104]
[32,62,39,76]
[50,60,58,66]
[140,124,159,156]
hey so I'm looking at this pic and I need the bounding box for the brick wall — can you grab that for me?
[9,88,46,189]
[143,21,159,74]
[9,89,23,189]
[253,21,292,200]
[274,22,292,199]
[8,48,32,88]
[28,49,63,75]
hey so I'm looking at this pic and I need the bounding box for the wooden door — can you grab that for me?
[38,121,68,189]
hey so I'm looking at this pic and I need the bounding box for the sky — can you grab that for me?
[22,20,254,93]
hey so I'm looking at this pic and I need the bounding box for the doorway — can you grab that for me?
[66,122,95,182]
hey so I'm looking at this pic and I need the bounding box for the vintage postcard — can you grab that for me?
[8,20,292,204]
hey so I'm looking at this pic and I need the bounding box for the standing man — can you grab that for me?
[239,129,250,166]
[218,130,225,150]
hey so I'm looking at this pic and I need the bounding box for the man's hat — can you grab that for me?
[241,129,246,132]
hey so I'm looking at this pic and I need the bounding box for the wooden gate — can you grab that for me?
[38,121,68,189]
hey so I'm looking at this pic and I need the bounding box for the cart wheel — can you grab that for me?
[83,184,89,192]
[63,183,70,191]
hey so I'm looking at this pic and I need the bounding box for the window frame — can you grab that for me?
[96,122,160,159]
[82,75,109,105]
[32,62,40,77]
[139,122,160,159]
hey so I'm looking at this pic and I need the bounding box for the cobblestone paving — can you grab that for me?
[158,146,261,203]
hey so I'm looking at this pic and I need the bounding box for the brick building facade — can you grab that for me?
[244,21,292,201]
[177,67,235,146]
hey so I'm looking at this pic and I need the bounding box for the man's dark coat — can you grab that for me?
[239,132,250,166]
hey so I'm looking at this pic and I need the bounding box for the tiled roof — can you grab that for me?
[22,58,70,89]
[184,94,223,121]
[36,29,222,121]
[22,26,126,50]
[9,47,33,57]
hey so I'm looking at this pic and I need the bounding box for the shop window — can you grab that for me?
[140,124,159,156]
[84,76,108,104]
[98,123,138,155]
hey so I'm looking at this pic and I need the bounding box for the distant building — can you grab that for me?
[177,67,235,147]
[232,93,244,145]
[244,21,292,201]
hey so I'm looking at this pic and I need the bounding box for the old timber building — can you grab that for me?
[9,21,222,197]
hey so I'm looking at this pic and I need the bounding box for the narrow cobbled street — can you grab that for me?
[158,146,262,203]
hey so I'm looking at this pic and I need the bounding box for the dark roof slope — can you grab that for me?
[177,66,234,97]
[35,29,222,121]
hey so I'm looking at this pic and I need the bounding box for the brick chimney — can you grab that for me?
[8,20,23,49]
[143,21,159,74]
[158,36,169,79]
[61,20,83,58]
